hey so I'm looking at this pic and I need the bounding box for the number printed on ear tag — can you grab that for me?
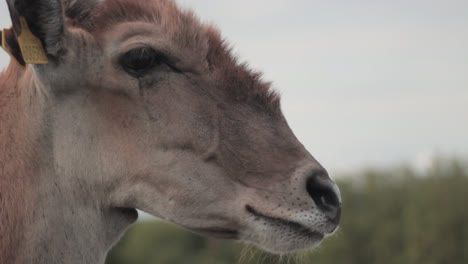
[17,16,48,64]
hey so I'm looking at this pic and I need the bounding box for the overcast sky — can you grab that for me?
[1,0,467,175]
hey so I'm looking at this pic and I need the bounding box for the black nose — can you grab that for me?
[306,171,342,224]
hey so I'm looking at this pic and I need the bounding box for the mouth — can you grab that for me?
[245,205,325,240]
[191,227,239,239]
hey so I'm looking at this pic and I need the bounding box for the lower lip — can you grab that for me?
[246,205,325,239]
[192,227,239,239]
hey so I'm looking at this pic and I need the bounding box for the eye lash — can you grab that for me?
[119,47,174,76]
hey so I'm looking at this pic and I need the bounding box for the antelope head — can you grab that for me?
[3,0,341,255]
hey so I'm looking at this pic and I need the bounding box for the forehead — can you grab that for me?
[91,0,209,47]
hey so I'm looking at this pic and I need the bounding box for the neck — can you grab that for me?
[0,62,137,264]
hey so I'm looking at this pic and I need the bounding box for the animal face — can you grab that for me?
[4,0,341,253]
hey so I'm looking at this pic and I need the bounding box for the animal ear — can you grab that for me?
[6,0,65,64]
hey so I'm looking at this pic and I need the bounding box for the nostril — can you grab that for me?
[307,178,339,210]
[306,173,341,223]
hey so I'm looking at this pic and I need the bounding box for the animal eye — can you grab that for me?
[120,47,163,75]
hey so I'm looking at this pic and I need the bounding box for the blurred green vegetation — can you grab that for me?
[106,159,468,264]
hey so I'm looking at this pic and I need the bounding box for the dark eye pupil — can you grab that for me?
[121,47,160,74]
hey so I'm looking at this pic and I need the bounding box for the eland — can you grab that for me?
[0,0,341,263]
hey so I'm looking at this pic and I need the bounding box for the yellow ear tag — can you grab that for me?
[17,16,48,64]
[1,29,13,56]
[1,27,26,66]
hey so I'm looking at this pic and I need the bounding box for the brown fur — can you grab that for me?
[0,63,35,264]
